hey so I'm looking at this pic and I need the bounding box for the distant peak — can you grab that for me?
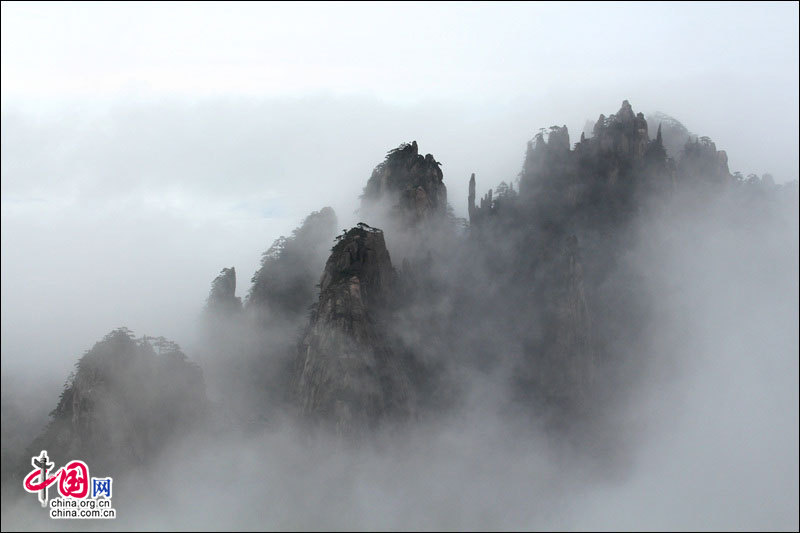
[617,99,635,122]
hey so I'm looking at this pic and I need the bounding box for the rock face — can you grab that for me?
[511,100,675,225]
[361,141,447,226]
[468,172,477,221]
[581,101,650,160]
[528,235,594,408]
[462,100,769,421]
[678,136,732,183]
[586,102,650,162]
[467,174,517,226]
[205,267,242,316]
[294,224,413,435]
[555,237,592,378]
[467,101,671,412]
[27,329,207,471]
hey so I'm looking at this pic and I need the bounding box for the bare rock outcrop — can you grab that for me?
[361,141,447,227]
[205,267,242,316]
[294,224,414,436]
[678,136,732,183]
[540,235,594,406]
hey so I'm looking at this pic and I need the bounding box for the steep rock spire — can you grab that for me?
[360,141,447,227]
[206,267,242,316]
[295,224,413,436]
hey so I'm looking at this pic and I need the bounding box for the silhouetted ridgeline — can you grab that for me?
[20,329,206,477]
[10,100,795,474]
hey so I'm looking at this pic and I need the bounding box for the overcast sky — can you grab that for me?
[2,1,798,379]
[2,2,798,105]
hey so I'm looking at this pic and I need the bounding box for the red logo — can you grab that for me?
[24,451,90,506]
[58,461,90,498]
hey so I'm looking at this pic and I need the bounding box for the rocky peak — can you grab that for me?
[592,114,606,138]
[361,141,447,226]
[318,224,395,308]
[468,173,477,221]
[467,173,512,226]
[295,224,413,436]
[679,136,732,183]
[206,267,242,315]
[617,99,635,123]
[547,125,571,153]
[591,100,649,159]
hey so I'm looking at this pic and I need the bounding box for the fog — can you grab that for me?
[2,2,798,531]
[3,92,797,380]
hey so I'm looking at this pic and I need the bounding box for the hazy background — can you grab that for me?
[2,1,798,380]
[1,2,798,530]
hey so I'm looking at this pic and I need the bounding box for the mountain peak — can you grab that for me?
[360,141,447,227]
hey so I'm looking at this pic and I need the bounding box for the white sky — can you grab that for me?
[2,2,797,104]
[1,1,799,379]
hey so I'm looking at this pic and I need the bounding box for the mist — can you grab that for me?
[3,92,797,377]
[2,2,798,531]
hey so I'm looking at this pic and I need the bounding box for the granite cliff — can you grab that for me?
[294,225,414,435]
[361,140,447,227]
